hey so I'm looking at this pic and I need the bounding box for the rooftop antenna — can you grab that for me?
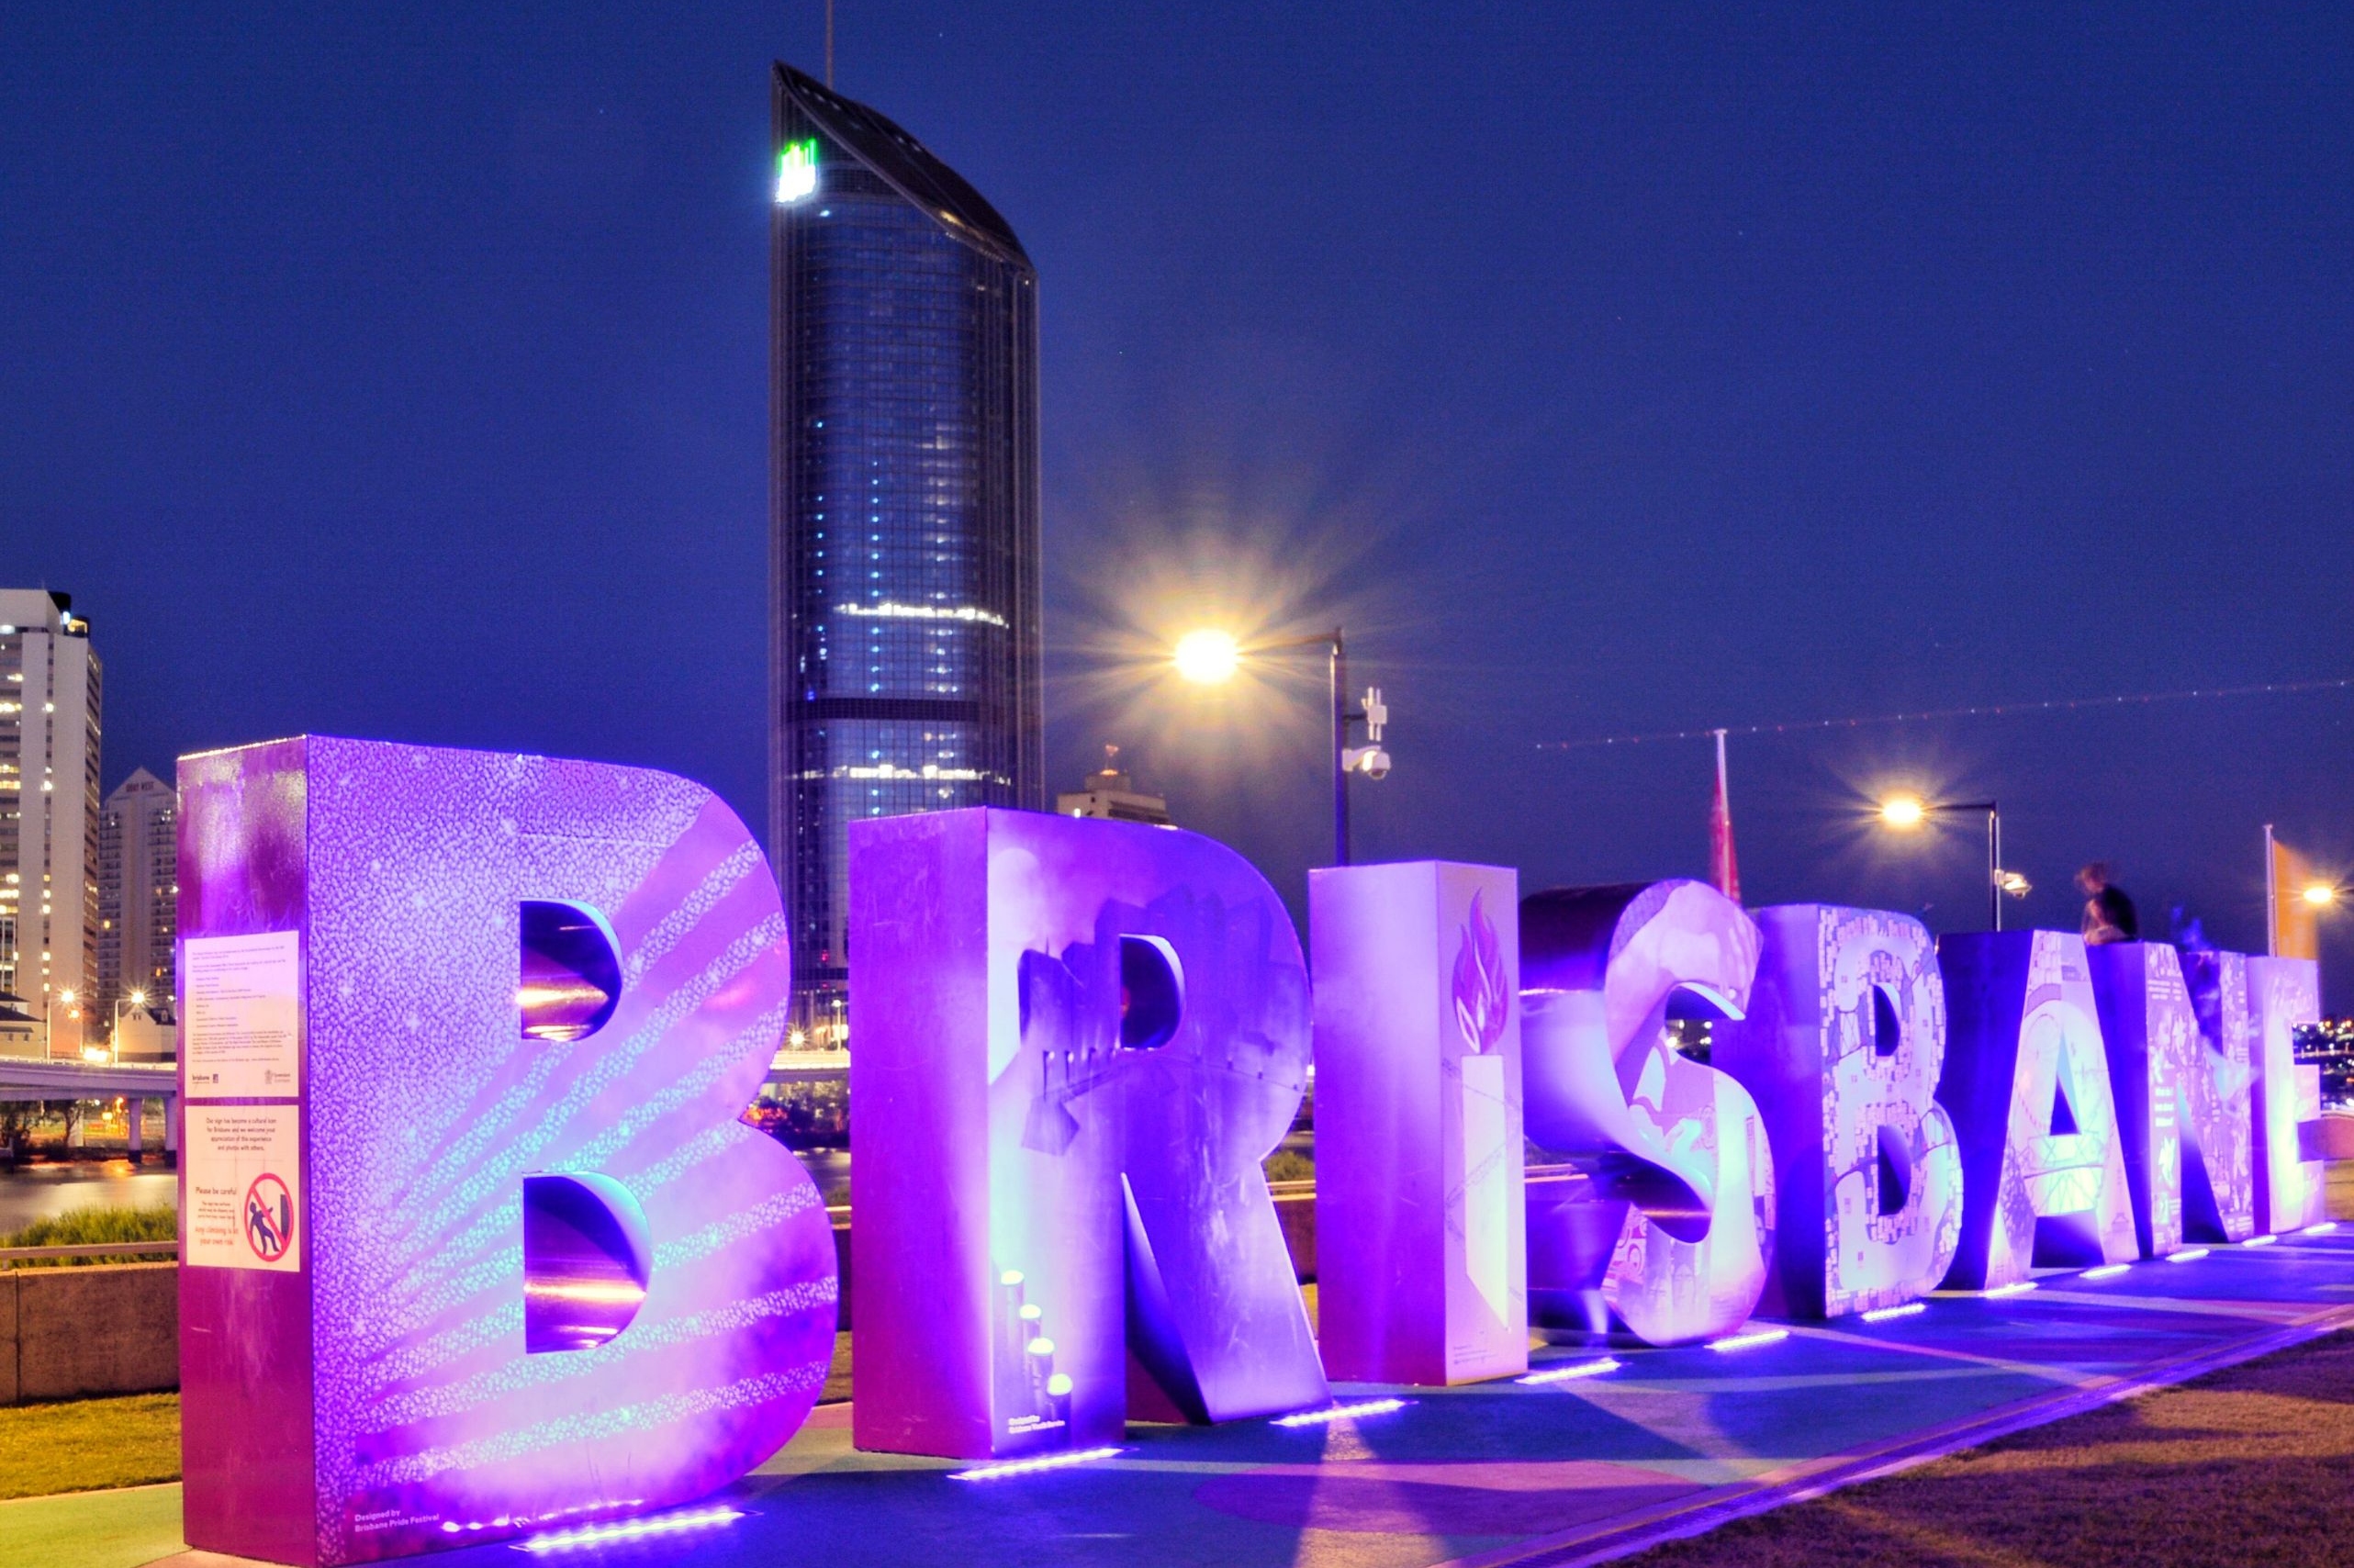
[825,0,835,86]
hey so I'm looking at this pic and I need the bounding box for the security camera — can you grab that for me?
[1344,745,1392,780]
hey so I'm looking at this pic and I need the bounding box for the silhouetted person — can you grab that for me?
[2078,863,2139,946]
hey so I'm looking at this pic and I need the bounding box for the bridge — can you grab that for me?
[0,1058,179,1154]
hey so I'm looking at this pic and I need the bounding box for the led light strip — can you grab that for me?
[948,1447,1124,1482]
[2166,1247,2212,1263]
[1859,1302,1925,1323]
[1518,1358,1621,1385]
[1708,1328,1789,1352]
[2304,1222,2339,1237]
[521,1506,743,1553]
[1983,1281,2039,1298]
[1272,1398,1408,1428]
[2243,1234,2279,1248]
[2080,1263,2130,1280]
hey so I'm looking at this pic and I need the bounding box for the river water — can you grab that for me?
[0,1135,1306,1236]
[0,1161,180,1235]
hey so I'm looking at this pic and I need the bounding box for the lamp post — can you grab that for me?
[1173,626,1391,866]
[109,989,148,1063]
[45,987,77,1058]
[1879,795,2021,931]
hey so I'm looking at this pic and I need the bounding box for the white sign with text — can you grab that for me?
[184,930,302,1097]
[185,1103,302,1271]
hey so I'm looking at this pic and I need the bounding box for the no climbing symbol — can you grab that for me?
[245,1172,293,1263]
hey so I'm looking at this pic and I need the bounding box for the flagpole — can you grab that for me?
[2264,822,2278,958]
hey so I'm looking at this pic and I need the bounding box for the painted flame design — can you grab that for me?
[1452,890,1510,1054]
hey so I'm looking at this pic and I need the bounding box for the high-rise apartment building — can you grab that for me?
[97,766,176,1026]
[769,62,1044,1036]
[0,589,102,1056]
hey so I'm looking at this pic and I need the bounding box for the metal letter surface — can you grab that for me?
[2248,956,2326,1232]
[1937,931,2136,1289]
[1311,862,1527,1385]
[2088,942,2257,1255]
[177,738,835,1565]
[1519,881,1775,1346]
[1716,906,1962,1317]
[847,809,1324,1460]
[2179,949,2259,1240]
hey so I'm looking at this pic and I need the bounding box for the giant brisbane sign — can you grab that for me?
[176,741,2328,1563]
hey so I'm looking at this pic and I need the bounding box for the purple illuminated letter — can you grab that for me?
[847,809,1324,1460]
[2248,956,2326,1232]
[1311,862,1527,1384]
[1519,881,1775,1345]
[2179,949,2259,1239]
[177,738,835,1565]
[2088,942,2258,1254]
[1717,906,1962,1316]
[1937,931,2135,1288]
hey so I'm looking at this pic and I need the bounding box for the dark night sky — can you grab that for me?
[6,5,2350,1002]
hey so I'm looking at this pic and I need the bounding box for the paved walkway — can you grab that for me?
[19,1230,2354,1568]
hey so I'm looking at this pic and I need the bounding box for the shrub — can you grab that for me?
[1,1203,177,1267]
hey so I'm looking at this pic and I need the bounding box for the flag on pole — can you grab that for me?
[2266,824,2320,960]
[1709,728,1741,903]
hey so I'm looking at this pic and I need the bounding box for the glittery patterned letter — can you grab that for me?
[1717,907,1962,1317]
[178,738,835,1564]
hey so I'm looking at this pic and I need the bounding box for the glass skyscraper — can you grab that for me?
[769,62,1044,1037]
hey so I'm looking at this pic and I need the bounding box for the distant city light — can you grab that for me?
[1272,1398,1408,1427]
[949,1446,1122,1481]
[1173,629,1242,685]
[1518,1357,1620,1385]
[1878,794,1926,829]
[775,140,819,204]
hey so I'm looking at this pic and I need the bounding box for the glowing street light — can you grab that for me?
[1876,794,2010,931]
[1172,629,1242,686]
[1171,626,1391,865]
[1879,795,1927,830]
[2303,882,2338,909]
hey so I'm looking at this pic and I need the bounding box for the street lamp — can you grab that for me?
[1174,626,1391,866]
[108,988,149,1062]
[2304,882,2339,909]
[1878,794,2019,931]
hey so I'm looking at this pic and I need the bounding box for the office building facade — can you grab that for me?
[769,62,1044,1036]
[0,588,102,1056]
[97,766,176,1030]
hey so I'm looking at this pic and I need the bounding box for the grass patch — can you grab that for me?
[0,1204,176,1268]
[1622,1330,2354,1567]
[0,1394,180,1500]
[1263,1149,1315,1184]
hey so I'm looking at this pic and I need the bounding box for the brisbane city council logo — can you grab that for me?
[244,1171,294,1263]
